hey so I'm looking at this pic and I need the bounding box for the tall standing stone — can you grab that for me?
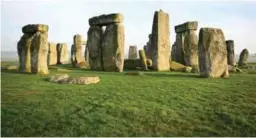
[128,45,138,59]
[238,49,249,67]
[102,23,124,72]
[48,42,57,65]
[175,21,198,66]
[198,28,229,78]
[86,25,103,71]
[225,40,235,66]
[171,42,176,62]
[150,10,170,71]
[30,32,49,75]
[57,43,69,64]
[71,34,86,67]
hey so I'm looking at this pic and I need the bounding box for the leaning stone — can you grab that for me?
[175,21,198,33]
[198,28,229,78]
[128,45,138,59]
[139,49,148,70]
[226,40,236,66]
[48,42,57,65]
[89,13,124,26]
[87,26,103,71]
[238,49,249,68]
[30,32,49,75]
[56,43,69,64]
[22,24,49,34]
[102,23,124,72]
[150,10,170,71]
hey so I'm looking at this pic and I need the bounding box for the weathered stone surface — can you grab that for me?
[87,26,103,70]
[169,61,185,72]
[238,49,249,67]
[175,21,198,33]
[171,42,176,61]
[102,23,124,72]
[89,13,123,26]
[71,34,86,67]
[17,34,34,73]
[226,40,235,66]
[49,74,69,83]
[184,30,198,66]
[49,74,100,85]
[139,49,148,70]
[48,42,57,65]
[56,43,69,64]
[128,45,138,59]
[124,59,140,70]
[198,28,229,78]
[175,33,185,65]
[150,10,170,71]
[30,32,49,75]
[84,45,89,61]
[22,24,49,34]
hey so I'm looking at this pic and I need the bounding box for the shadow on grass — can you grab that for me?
[144,72,202,78]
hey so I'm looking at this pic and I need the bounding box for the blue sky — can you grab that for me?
[1,0,256,55]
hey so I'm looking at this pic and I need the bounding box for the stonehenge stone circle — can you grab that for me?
[149,10,170,71]
[128,45,138,59]
[71,34,86,67]
[198,28,229,78]
[57,43,69,64]
[87,13,125,72]
[175,21,198,66]
[18,24,49,75]
[225,40,235,66]
[48,42,57,65]
[238,49,249,67]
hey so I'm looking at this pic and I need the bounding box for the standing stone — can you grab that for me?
[150,10,170,71]
[57,43,69,64]
[102,23,124,72]
[71,34,86,67]
[84,45,89,61]
[198,28,229,78]
[238,49,249,67]
[128,45,138,59]
[171,42,176,62]
[30,32,49,75]
[139,49,148,70]
[226,40,235,66]
[175,21,198,66]
[86,25,103,70]
[48,42,57,65]
[17,34,34,73]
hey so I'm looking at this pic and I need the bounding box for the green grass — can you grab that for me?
[1,62,256,136]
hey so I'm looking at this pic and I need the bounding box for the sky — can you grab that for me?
[1,0,256,55]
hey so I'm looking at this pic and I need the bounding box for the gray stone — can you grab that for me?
[175,21,198,33]
[226,40,235,66]
[175,33,185,65]
[184,30,198,66]
[171,42,176,61]
[56,43,69,64]
[22,24,49,34]
[71,34,86,67]
[139,49,148,70]
[238,49,249,67]
[198,28,229,78]
[48,42,57,65]
[89,13,123,26]
[150,10,170,71]
[128,45,138,59]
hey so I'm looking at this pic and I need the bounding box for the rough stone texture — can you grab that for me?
[175,21,198,33]
[184,30,198,66]
[49,74,100,85]
[102,23,124,72]
[22,24,49,34]
[48,42,57,65]
[124,59,140,70]
[71,34,86,67]
[226,40,235,66]
[89,13,123,26]
[171,42,176,61]
[175,33,185,65]
[30,32,49,75]
[146,34,152,58]
[17,34,34,73]
[128,45,138,59]
[139,49,148,70]
[87,26,103,71]
[150,10,170,71]
[198,28,229,78]
[56,43,69,64]
[238,49,249,67]
[84,45,89,61]
[169,61,192,73]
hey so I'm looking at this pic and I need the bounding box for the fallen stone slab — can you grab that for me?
[49,74,100,85]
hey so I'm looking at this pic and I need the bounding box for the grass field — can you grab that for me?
[1,62,256,136]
